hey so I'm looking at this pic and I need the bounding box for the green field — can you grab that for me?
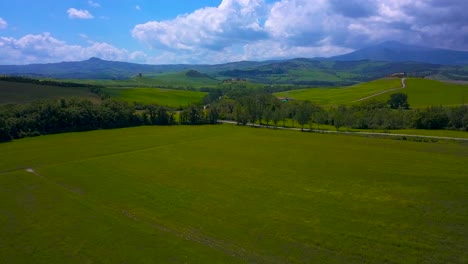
[106,88,207,106]
[0,81,100,104]
[68,71,221,89]
[371,78,468,108]
[275,78,402,106]
[1,125,467,263]
[275,78,468,108]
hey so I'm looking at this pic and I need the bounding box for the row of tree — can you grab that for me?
[208,92,468,131]
[0,98,214,142]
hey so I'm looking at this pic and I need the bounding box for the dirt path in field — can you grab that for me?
[217,120,468,142]
[351,78,406,103]
[20,167,284,263]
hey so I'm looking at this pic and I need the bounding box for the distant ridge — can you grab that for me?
[330,41,468,65]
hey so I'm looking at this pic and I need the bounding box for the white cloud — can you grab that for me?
[136,5,141,11]
[129,0,468,63]
[0,33,145,64]
[67,8,94,19]
[0,17,7,29]
[88,1,101,8]
[132,0,267,52]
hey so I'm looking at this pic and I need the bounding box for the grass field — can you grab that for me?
[371,78,468,108]
[274,78,402,106]
[275,78,468,108]
[0,81,100,104]
[1,125,467,263]
[106,88,207,106]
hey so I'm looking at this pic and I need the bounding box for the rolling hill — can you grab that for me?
[330,41,468,65]
[2,46,468,84]
[0,80,100,104]
[106,88,207,107]
[275,78,468,108]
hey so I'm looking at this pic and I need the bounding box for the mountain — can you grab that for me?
[0,57,269,80]
[330,41,468,65]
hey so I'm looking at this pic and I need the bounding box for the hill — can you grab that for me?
[331,41,468,65]
[0,80,100,104]
[371,78,468,108]
[275,78,468,108]
[0,125,467,263]
[106,88,207,107]
[2,56,468,84]
[275,78,403,106]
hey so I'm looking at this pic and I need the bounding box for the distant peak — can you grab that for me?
[88,57,103,61]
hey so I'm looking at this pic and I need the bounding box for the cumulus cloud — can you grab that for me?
[0,17,7,29]
[136,5,141,11]
[130,0,468,63]
[0,33,147,64]
[132,0,267,51]
[67,8,94,19]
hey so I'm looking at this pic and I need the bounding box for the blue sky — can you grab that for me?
[0,0,467,64]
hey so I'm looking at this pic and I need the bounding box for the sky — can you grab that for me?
[0,0,467,65]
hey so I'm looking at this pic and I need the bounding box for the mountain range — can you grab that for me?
[0,41,467,83]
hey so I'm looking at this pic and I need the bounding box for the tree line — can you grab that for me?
[0,98,214,143]
[207,92,468,131]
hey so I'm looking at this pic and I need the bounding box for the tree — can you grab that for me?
[207,105,219,124]
[296,101,313,131]
[388,93,409,109]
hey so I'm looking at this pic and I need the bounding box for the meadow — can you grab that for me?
[371,78,468,108]
[0,81,99,104]
[105,87,207,106]
[274,78,402,106]
[1,125,467,263]
[275,78,468,108]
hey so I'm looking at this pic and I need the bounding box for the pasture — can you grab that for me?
[275,78,468,108]
[0,81,100,104]
[0,125,467,263]
[371,78,468,108]
[106,87,207,106]
[275,78,402,106]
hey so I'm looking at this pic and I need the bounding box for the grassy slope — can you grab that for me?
[106,88,207,106]
[0,81,100,104]
[68,71,221,89]
[372,78,468,108]
[274,78,402,106]
[1,125,467,263]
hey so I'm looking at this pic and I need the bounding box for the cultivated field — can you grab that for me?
[372,78,468,108]
[105,88,207,106]
[0,81,100,104]
[1,125,467,263]
[274,78,402,106]
[276,78,468,108]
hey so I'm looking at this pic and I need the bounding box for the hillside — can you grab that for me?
[371,78,468,108]
[275,78,403,106]
[0,80,100,104]
[275,78,468,108]
[2,55,468,85]
[330,41,468,65]
[106,88,207,107]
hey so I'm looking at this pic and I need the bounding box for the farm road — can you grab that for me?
[352,78,406,103]
[217,120,468,142]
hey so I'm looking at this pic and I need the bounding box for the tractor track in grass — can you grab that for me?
[351,78,406,103]
[21,167,287,263]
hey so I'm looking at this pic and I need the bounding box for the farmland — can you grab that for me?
[1,125,467,263]
[106,87,207,106]
[0,81,100,104]
[372,78,468,108]
[274,78,402,106]
[275,78,468,108]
